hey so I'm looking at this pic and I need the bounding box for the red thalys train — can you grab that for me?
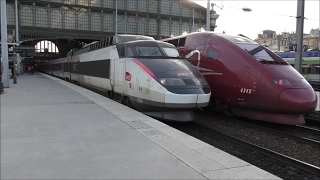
[162,32,317,124]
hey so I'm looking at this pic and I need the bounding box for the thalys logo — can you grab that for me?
[125,72,132,81]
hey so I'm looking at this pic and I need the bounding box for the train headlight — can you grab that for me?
[273,79,292,86]
[159,78,186,86]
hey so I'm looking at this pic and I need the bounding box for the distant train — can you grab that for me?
[162,32,317,125]
[276,51,320,90]
[37,34,211,121]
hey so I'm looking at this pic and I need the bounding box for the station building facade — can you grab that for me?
[3,0,207,41]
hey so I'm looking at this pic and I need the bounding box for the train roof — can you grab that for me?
[114,34,155,43]
[69,34,155,56]
[122,40,174,46]
[162,32,257,45]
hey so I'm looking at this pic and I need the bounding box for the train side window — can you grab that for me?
[126,47,135,57]
[106,38,110,47]
[207,49,219,59]
[178,37,186,47]
[173,39,179,47]
[119,47,125,58]
[316,66,320,74]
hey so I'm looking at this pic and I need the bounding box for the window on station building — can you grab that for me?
[91,14,102,31]
[117,15,125,34]
[148,19,157,35]
[65,11,76,29]
[138,0,147,12]
[161,20,169,36]
[91,0,102,7]
[149,0,157,13]
[127,17,137,34]
[127,0,137,11]
[138,18,147,35]
[181,23,189,35]
[6,5,15,25]
[104,14,114,32]
[78,12,89,30]
[160,0,170,14]
[35,40,59,54]
[172,21,180,36]
[182,7,190,17]
[20,6,33,26]
[51,9,62,29]
[171,2,180,16]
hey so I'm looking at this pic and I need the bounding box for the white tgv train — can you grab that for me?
[38,34,211,121]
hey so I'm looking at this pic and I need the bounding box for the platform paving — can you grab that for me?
[1,73,281,179]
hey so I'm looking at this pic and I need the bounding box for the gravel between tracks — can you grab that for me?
[165,110,320,180]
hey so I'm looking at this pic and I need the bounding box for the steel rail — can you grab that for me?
[294,124,320,133]
[233,118,320,147]
[198,123,320,176]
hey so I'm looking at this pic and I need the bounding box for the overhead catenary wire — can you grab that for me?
[215,5,319,22]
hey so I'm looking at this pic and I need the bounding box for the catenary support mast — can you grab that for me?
[1,0,10,88]
[294,0,305,73]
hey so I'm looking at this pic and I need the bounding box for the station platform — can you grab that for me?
[1,73,281,179]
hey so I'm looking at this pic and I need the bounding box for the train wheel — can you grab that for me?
[122,96,134,109]
[213,98,224,113]
[213,98,233,117]
[108,91,114,100]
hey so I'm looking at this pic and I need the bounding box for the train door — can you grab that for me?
[110,48,116,88]
[235,70,259,108]
[138,69,151,99]
[110,47,126,94]
[67,52,73,80]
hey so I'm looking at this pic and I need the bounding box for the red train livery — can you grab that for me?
[162,32,317,124]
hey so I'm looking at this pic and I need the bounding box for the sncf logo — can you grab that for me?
[177,72,189,76]
[125,72,132,81]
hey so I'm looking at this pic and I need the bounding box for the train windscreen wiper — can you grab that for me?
[247,45,264,56]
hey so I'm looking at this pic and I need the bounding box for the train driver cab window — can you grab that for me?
[135,46,162,57]
[117,45,126,58]
[120,47,126,58]
[126,47,135,57]
[207,49,219,59]
[237,43,277,61]
[162,47,181,58]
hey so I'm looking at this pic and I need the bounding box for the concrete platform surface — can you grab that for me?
[1,73,281,179]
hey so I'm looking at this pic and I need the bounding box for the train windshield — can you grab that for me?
[237,43,277,61]
[162,47,181,57]
[217,34,278,62]
[129,46,181,58]
[135,46,162,56]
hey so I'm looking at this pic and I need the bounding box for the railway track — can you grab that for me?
[236,119,320,147]
[164,120,320,178]
[305,116,320,128]
[169,110,320,177]
[199,123,320,176]
[294,124,320,134]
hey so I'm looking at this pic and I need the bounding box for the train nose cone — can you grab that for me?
[279,88,318,114]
